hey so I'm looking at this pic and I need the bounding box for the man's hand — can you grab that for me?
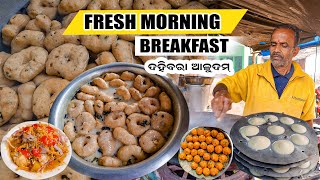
[211,90,232,119]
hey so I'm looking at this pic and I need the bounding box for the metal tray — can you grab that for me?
[234,157,318,180]
[233,147,311,169]
[234,153,318,178]
[230,112,318,165]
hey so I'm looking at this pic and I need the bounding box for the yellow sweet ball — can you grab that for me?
[203,168,210,176]
[192,135,199,143]
[178,152,186,160]
[184,148,191,155]
[204,130,211,137]
[199,160,208,168]
[203,153,211,161]
[215,162,224,171]
[191,128,198,136]
[193,155,201,163]
[186,135,193,142]
[191,149,198,156]
[199,135,206,142]
[207,160,215,169]
[211,129,218,137]
[181,142,188,149]
[216,132,225,141]
[187,142,194,149]
[212,139,220,146]
[207,144,215,153]
[196,167,203,175]
[215,145,223,154]
[197,149,205,157]
[210,167,219,176]
[223,147,232,155]
[193,142,200,150]
[205,136,213,144]
[197,128,205,136]
[211,153,219,162]
[186,154,193,162]
[200,142,207,150]
[219,154,228,163]
[191,162,198,170]
[220,139,229,147]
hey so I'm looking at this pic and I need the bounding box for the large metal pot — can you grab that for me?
[49,63,189,180]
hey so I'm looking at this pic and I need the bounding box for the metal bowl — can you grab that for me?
[49,63,189,180]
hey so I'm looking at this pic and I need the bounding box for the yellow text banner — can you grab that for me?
[64,9,247,35]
